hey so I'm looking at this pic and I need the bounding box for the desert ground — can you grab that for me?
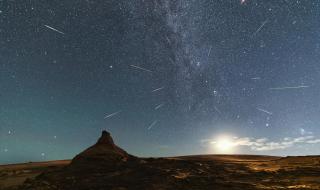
[1,131,319,190]
[0,160,70,189]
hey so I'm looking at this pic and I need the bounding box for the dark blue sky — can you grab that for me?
[1,0,320,164]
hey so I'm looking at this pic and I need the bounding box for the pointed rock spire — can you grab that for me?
[96,130,115,145]
[70,130,133,166]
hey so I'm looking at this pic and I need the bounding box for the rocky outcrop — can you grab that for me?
[70,130,134,167]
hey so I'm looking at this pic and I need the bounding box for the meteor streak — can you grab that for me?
[269,85,309,90]
[44,25,65,35]
[130,65,152,73]
[104,110,122,119]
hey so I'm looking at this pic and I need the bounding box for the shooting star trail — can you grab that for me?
[147,120,158,130]
[214,106,221,114]
[130,65,152,73]
[251,77,261,80]
[104,110,121,119]
[169,57,175,64]
[44,25,65,35]
[207,46,212,57]
[252,19,268,36]
[269,85,309,90]
[165,36,171,44]
[152,87,164,93]
[257,108,273,115]
[155,103,164,110]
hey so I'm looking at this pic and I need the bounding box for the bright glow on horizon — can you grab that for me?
[210,135,236,154]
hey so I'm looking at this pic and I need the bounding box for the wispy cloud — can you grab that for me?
[202,135,320,152]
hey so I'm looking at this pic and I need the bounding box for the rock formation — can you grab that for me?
[70,130,134,167]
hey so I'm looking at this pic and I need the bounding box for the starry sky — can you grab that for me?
[1,0,320,164]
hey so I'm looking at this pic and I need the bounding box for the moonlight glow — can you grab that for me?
[211,136,236,154]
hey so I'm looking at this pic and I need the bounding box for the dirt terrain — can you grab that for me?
[0,160,70,189]
[1,131,319,190]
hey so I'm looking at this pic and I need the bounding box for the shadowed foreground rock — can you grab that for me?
[15,131,320,190]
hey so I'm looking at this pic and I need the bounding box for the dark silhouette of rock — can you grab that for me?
[96,130,114,144]
[71,130,134,166]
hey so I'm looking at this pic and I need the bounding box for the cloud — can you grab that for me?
[306,139,320,144]
[202,135,320,152]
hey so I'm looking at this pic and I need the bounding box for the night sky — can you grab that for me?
[1,0,320,164]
